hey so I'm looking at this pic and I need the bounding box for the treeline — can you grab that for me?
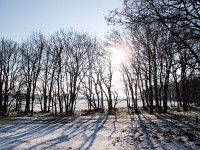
[107,0,200,114]
[0,29,119,116]
[1,0,200,117]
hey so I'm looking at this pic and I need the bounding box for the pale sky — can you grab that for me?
[0,0,122,42]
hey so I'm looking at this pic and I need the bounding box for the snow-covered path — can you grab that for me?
[0,111,200,150]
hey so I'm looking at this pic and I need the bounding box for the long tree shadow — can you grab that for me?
[127,111,200,150]
[77,115,108,149]
[0,123,66,149]
[23,116,96,149]
[0,115,108,150]
[153,113,200,149]
[0,116,80,149]
[126,107,155,149]
[40,115,108,149]
[108,115,117,140]
[134,113,156,150]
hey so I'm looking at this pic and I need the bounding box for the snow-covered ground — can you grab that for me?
[0,108,200,150]
[16,98,130,112]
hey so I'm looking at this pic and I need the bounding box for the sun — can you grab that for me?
[111,42,129,65]
[112,48,126,64]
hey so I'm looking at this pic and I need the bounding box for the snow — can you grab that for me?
[0,109,200,150]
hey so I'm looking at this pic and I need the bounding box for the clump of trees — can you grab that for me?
[0,0,199,117]
[0,29,119,116]
[106,0,200,114]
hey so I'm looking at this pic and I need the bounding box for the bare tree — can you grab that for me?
[0,38,19,116]
[20,32,45,116]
